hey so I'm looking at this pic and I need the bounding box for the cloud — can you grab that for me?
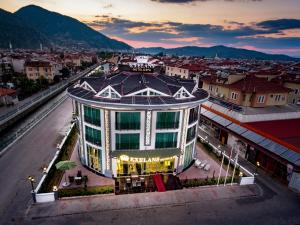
[256,19,300,32]
[85,16,300,55]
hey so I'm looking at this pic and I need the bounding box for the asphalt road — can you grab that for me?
[0,97,73,225]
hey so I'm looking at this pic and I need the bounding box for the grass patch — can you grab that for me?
[58,186,114,198]
[39,125,78,193]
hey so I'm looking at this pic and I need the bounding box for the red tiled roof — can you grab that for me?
[0,88,16,97]
[25,61,51,67]
[228,75,291,93]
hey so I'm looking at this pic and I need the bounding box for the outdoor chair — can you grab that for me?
[204,164,211,171]
[200,160,208,169]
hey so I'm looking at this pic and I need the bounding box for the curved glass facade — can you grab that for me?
[155,132,178,148]
[84,105,101,126]
[115,112,140,130]
[156,111,180,129]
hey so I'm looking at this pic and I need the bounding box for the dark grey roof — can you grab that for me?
[70,71,208,106]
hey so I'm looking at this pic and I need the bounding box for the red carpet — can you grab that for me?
[153,174,166,192]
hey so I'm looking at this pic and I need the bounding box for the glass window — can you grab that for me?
[155,132,178,148]
[116,133,140,150]
[115,112,140,130]
[84,105,101,126]
[184,143,194,168]
[85,126,101,146]
[186,125,196,143]
[156,111,180,129]
[87,145,102,172]
[189,106,199,124]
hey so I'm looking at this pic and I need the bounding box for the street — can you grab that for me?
[0,97,73,225]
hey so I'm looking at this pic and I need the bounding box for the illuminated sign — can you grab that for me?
[119,155,176,163]
[131,67,153,72]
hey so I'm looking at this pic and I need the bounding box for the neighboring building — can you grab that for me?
[25,60,55,81]
[282,78,300,105]
[68,59,208,178]
[0,87,18,105]
[165,64,203,80]
[11,57,26,74]
[202,74,291,108]
[198,86,300,191]
[0,59,13,82]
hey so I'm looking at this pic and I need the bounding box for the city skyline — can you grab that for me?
[1,0,300,56]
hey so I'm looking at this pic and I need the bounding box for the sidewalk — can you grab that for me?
[26,184,260,220]
[59,142,114,189]
[178,143,229,180]
[198,127,256,175]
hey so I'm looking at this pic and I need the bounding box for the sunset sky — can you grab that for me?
[1,0,300,56]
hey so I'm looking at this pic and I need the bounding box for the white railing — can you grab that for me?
[198,130,255,186]
[34,123,75,203]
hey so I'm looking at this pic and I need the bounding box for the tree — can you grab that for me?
[60,67,70,78]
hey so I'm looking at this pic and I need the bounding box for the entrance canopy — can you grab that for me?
[111,148,181,159]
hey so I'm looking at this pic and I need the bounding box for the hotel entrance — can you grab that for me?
[112,149,180,177]
[117,156,175,176]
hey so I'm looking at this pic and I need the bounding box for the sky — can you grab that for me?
[1,0,300,56]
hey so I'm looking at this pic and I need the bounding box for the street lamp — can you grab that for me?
[255,161,260,174]
[28,176,35,191]
[43,166,48,174]
[27,176,36,203]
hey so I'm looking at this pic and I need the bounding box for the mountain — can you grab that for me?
[14,5,131,50]
[137,46,299,61]
[0,8,51,49]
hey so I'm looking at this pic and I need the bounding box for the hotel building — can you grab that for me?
[68,57,208,178]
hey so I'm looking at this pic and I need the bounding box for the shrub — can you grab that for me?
[58,186,114,198]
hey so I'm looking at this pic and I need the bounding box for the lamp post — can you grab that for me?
[217,145,225,186]
[27,176,36,203]
[255,161,260,175]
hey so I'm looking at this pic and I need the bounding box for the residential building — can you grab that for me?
[202,74,291,108]
[25,60,55,81]
[0,87,18,105]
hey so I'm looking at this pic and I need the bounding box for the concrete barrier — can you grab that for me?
[239,176,255,185]
[35,192,55,203]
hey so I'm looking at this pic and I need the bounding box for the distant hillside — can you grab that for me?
[14,5,131,50]
[0,8,50,49]
[137,45,299,61]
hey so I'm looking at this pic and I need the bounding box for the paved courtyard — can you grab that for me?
[178,142,229,180]
[59,142,114,189]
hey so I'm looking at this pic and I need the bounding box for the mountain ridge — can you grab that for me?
[136,45,299,61]
[0,5,131,50]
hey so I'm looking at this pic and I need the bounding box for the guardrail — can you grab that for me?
[0,64,99,125]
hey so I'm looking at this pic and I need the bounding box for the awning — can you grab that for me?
[110,148,181,158]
